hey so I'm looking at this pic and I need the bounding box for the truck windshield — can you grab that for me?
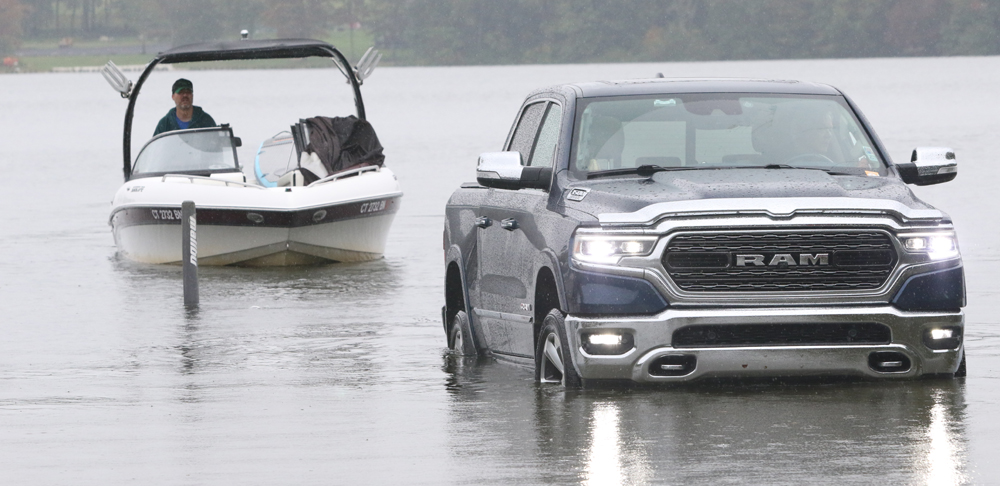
[571,94,887,177]
[132,127,239,177]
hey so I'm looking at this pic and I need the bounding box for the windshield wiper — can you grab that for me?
[587,163,859,179]
[730,164,856,176]
[587,165,698,179]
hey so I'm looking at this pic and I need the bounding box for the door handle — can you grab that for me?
[500,218,519,231]
[474,216,492,229]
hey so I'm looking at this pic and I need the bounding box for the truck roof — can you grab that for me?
[560,78,842,98]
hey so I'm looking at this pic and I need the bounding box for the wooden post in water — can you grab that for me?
[181,201,199,307]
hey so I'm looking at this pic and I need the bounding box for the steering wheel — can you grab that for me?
[784,153,835,166]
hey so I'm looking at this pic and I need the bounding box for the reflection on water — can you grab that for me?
[111,254,404,304]
[178,310,200,377]
[585,401,651,486]
[108,256,406,390]
[923,389,967,485]
[444,358,972,484]
[585,403,623,485]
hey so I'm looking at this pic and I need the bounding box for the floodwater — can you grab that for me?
[1,56,998,484]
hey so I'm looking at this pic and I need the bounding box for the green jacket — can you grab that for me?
[153,106,217,136]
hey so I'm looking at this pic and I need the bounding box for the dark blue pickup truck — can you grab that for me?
[443,78,965,387]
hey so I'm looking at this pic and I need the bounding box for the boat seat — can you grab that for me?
[210,171,247,183]
[277,169,308,187]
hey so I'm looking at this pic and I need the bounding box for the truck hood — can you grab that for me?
[561,169,947,225]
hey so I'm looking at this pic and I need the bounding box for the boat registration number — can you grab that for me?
[360,200,387,214]
[152,209,183,220]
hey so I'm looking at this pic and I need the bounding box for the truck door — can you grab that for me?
[475,101,563,358]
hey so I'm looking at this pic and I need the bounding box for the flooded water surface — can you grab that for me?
[1,56,998,484]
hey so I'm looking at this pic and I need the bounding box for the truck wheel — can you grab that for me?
[449,310,477,356]
[955,354,967,378]
[535,309,581,388]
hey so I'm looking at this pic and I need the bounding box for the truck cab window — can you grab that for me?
[528,104,562,168]
[508,102,547,164]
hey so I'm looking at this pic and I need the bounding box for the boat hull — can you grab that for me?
[110,168,401,266]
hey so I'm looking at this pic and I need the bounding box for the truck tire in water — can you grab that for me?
[449,310,477,356]
[535,309,581,388]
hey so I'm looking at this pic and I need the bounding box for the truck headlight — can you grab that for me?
[572,235,658,264]
[899,232,960,260]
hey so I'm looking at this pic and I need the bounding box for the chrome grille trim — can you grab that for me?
[662,230,897,292]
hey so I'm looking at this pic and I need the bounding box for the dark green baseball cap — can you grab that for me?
[172,78,193,94]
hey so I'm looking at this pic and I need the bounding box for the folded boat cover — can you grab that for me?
[304,116,385,175]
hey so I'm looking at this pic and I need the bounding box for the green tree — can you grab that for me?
[362,0,411,53]
[111,0,169,39]
[261,0,335,38]
[12,0,1000,65]
[545,0,650,62]
[22,0,52,37]
[0,0,27,55]
[883,0,951,56]
[221,0,268,38]
[633,0,717,61]
[162,0,226,44]
[798,0,893,58]
[941,0,1000,54]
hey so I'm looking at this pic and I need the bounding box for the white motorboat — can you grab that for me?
[103,38,401,266]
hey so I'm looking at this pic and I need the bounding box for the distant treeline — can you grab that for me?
[3,0,1000,63]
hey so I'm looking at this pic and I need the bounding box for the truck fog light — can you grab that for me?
[923,327,962,350]
[582,332,634,355]
[589,334,622,345]
[930,329,953,340]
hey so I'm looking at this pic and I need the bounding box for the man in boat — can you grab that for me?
[153,78,217,136]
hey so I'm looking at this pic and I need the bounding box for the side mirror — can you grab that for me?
[476,151,552,190]
[100,61,133,99]
[896,147,957,186]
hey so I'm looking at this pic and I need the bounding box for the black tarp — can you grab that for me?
[303,116,385,175]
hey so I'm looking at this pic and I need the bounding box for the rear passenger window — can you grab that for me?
[508,102,547,163]
[528,104,562,167]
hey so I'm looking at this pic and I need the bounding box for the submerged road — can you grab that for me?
[0,56,997,484]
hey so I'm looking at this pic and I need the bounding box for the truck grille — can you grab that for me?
[672,323,891,347]
[662,231,897,292]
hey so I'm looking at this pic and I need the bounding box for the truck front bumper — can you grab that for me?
[564,306,964,383]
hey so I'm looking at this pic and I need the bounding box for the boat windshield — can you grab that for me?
[132,127,239,177]
[571,93,888,178]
